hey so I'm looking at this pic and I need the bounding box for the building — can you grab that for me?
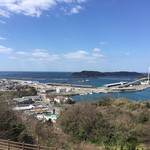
[43,114,59,123]
[14,105,35,111]
[141,81,149,85]
[46,97,54,102]
[54,96,69,104]
[104,82,127,88]
[11,98,34,104]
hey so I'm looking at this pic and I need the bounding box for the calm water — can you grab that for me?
[0,71,149,102]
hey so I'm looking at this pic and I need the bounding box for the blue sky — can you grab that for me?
[0,0,150,72]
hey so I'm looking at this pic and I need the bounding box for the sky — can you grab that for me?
[0,0,150,72]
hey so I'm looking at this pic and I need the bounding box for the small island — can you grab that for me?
[73,71,142,77]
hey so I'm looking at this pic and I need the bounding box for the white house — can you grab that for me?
[54,96,68,104]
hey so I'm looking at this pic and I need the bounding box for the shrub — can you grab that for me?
[0,102,27,141]
[138,113,149,124]
[96,95,114,101]
[145,102,150,108]
[125,133,139,150]
[58,103,112,144]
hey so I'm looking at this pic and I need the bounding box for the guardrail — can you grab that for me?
[0,139,56,150]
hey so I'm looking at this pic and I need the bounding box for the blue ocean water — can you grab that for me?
[0,71,149,102]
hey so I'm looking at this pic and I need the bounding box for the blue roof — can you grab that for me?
[45,115,58,118]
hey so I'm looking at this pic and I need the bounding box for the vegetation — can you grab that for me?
[0,102,34,143]
[0,97,150,149]
[58,98,150,149]
[73,71,142,77]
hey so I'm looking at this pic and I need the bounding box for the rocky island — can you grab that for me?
[73,71,142,77]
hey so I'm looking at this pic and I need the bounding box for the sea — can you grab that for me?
[0,71,150,103]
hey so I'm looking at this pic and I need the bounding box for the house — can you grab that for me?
[46,97,54,103]
[43,114,59,123]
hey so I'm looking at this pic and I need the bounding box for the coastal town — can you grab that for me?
[0,74,150,124]
[0,0,150,148]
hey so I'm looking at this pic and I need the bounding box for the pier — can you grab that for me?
[47,83,93,88]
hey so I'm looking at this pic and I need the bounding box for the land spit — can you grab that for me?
[42,83,150,97]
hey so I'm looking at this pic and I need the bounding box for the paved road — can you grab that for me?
[40,94,62,114]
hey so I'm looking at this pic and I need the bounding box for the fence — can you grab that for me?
[0,139,56,150]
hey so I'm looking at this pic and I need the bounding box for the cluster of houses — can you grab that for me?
[0,79,17,91]
[10,95,58,123]
[1,79,75,124]
[47,96,75,104]
[0,79,31,92]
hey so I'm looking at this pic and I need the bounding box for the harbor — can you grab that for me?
[0,72,150,128]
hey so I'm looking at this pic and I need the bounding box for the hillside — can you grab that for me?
[58,98,150,149]
[1,97,150,149]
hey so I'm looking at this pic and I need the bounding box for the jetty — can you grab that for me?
[47,83,93,88]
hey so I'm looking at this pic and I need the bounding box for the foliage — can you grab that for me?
[138,113,149,124]
[0,102,27,141]
[58,99,150,148]
[96,94,114,101]
[18,133,35,144]
[58,103,113,144]
[145,101,150,108]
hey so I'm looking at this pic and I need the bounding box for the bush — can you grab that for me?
[125,131,139,150]
[145,102,150,108]
[58,103,112,144]
[138,113,149,124]
[18,133,34,144]
[0,102,31,142]
[96,95,114,101]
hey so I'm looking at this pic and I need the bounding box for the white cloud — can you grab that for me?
[70,5,83,14]
[0,45,12,53]
[32,49,59,60]
[34,49,46,52]
[92,53,104,57]
[0,8,11,17]
[64,50,89,59]
[77,0,87,3]
[32,51,50,57]
[0,37,6,40]
[64,50,104,60]
[29,58,44,62]
[16,51,29,55]
[8,56,16,59]
[125,52,130,56]
[0,20,6,24]
[60,6,67,13]
[93,48,101,52]
[0,0,87,17]
[100,41,107,45]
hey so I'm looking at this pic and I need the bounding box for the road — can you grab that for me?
[40,94,62,114]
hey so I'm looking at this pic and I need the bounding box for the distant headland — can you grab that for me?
[72,71,142,77]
